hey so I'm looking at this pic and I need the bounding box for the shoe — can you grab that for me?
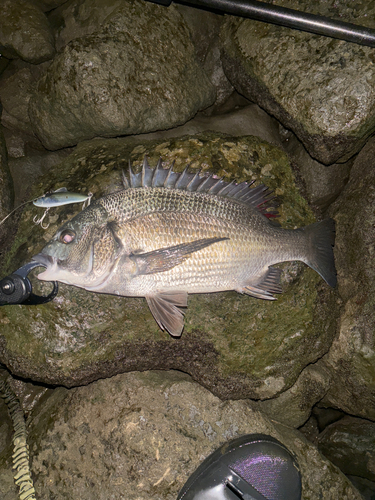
[177,434,302,500]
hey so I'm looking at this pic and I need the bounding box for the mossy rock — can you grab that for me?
[0,132,337,399]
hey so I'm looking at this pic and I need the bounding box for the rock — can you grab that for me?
[175,4,234,112]
[253,362,332,428]
[49,0,127,51]
[313,406,346,432]
[318,416,375,482]
[0,59,49,137]
[298,414,320,444]
[0,59,54,160]
[28,0,216,150]
[135,103,351,210]
[0,370,364,499]
[32,0,68,12]
[347,477,375,500]
[220,1,375,165]
[50,0,230,112]
[0,121,13,249]
[9,149,72,205]
[0,133,337,399]
[52,0,231,108]
[134,103,283,148]
[279,127,352,211]
[320,136,375,420]
[0,55,9,77]
[0,0,55,64]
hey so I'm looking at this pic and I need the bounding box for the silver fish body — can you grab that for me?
[33,158,336,336]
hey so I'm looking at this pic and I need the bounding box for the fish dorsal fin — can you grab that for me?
[124,157,279,217]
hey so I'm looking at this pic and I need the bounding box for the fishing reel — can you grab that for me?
[0,261,58,306]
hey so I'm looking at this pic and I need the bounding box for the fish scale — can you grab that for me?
[33,158,337,337]
[96,194,304,295]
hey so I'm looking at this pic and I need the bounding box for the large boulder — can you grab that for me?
[220,0,375,165]
[0,59,48,138]
[0,0,55,64]
[253,361,332,428]
[318,416,375,483]
[0,370,363,499]
[320,135,375,420]
[28,0,216,150]
[0,133,337,399]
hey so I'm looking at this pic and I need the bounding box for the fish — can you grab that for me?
[32,157,336,337]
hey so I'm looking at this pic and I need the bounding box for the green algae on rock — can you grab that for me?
[0,133,337,399]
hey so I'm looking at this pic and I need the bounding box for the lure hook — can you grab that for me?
[82,192,93,210]
[33,208,50,229]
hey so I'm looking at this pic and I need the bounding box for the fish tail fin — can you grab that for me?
[302,218,337,287]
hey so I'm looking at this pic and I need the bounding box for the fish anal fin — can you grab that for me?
[146,292,187,337]
[131,237,228,276]
[238,267,282,300]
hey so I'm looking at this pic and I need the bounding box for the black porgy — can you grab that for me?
[32,158,337,337]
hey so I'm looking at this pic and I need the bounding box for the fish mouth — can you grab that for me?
[32,253,59,281]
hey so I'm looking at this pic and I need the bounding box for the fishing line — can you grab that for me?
[0,198,37,226]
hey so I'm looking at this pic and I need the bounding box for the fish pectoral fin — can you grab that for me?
[146,292,188,337]
[239,267,282,301]
[131,237,228,276]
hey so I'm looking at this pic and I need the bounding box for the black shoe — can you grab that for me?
[177,434,302,500]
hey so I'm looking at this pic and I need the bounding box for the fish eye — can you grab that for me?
[59,229,75,244]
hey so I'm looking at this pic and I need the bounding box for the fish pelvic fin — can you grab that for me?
[301,218,337,287]
[146,291,187,337]
[238,267,282,300]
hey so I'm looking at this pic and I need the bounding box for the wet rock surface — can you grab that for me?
[253,362,332,428]
[318,415,375,483]
[0,0,55,64]
[0,370,363,500]
[220,0,375,165]
[321,136,375,421]
[0,59,48,138]
[279,127,352,211]
[29,0,216,150]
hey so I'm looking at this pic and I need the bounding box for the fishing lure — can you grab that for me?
[32,188,92,208]
[32,188,92,229]
[0,188,92,229]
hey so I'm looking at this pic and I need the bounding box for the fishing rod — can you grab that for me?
[147,0,375,48]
